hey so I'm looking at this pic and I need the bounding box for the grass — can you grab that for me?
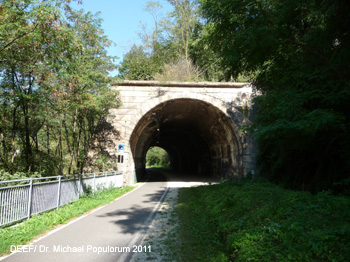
[0,185,135,256]
[175,178,350,262]
[146,165,171,170]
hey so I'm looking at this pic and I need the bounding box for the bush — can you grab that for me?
[154,58,201,82]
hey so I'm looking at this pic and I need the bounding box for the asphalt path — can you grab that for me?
[2,172,168,262]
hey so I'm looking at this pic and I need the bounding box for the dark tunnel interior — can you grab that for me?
[130,98,242,181]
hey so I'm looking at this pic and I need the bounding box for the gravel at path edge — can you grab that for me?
[131,180,213,262]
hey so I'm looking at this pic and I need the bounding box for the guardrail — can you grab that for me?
[0,171,123,227]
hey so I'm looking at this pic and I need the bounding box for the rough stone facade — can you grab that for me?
[85,81,258,185]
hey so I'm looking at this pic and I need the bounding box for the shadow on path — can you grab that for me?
[95,171,167,235]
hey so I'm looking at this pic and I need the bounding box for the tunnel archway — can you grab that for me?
[130,98,243,181]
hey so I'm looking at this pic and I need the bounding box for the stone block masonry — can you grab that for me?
[84,81,258,184]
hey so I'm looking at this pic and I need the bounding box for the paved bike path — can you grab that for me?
[2,173,168,262]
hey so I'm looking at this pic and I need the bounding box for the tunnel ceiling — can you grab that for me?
[130,98,240,176]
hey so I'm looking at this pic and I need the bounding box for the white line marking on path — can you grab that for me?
[118,181,170,262]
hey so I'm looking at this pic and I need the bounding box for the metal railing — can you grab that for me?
[0,171,123,227]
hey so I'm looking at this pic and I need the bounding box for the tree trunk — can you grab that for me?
[58,129,63,174]
[23,106,32,172]
[0,132,8,169]
[10,71,17,169]
[55,124,61,157]
[75,117,83,173]
[68,108,78,174]
[80,118,89,173]
[46,124,50,155]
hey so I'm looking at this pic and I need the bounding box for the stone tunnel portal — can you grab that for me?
[130,98,242,181]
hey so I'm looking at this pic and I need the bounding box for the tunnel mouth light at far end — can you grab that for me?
[145,146,170,169]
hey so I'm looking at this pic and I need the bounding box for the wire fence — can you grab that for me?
[0,171,123,227]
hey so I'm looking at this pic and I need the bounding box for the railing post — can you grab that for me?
[57,176,62,209]
[27,178,33,220]
[93,173,96,192]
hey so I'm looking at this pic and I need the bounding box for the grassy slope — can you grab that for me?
[0,186,135,256]
[176,179,350,262]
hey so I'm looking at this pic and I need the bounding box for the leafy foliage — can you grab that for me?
[199,0,350,192]
[119,0,210,81]
[176,179,350,261]
[0,0,119,176]
[118,44,162,80]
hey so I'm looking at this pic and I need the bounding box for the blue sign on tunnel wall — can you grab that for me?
[118,144,124,151]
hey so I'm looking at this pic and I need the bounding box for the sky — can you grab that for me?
[71,0,173,76]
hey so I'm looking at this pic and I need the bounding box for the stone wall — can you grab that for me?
[84,81,258,184]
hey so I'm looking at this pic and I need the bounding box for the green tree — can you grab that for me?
[0,0,71,172]
[163,0,199,60]
[0,0,119,176]
[52,9,118,174]
[189,23,233,81]
[118,0,200,81]
[118,44,159,80]
[199,0,350,192]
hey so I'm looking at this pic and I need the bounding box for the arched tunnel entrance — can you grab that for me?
[130,98,242,181]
